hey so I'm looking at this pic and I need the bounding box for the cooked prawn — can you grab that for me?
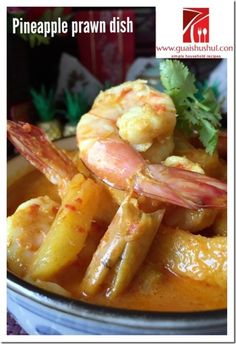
[7,121,164,295]
[7,195,72,297]
[7,196,59,277]
[7,122,102,280]
[7,121,78,197]
[6,80,227,297]
[77,80,227,209]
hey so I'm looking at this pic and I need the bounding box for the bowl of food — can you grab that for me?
[7,60,227,335]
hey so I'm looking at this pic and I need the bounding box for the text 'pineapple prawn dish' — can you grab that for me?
[7,60,227,312]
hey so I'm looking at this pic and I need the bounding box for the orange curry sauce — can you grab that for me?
[7,170,226,312]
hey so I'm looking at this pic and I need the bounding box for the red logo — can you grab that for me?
[183,8,209,43]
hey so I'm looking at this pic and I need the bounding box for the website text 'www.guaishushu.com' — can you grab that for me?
[156,43,233,58]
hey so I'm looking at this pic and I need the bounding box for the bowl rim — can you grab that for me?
[8,271,227,330]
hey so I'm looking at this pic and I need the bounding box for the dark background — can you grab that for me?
[7,7,224,157]
[7,7,156,111]
[7,7,222,114]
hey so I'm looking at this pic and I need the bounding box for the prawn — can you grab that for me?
[7,80,227,297]
[7,195,71,296]
[77,80,227,209]
[7,122,101,280]
[7,121,78,197]
[7,121,164,296]
[7,196,59,277]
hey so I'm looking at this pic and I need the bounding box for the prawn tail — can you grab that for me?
[134,164,227,209]
[7,121,77,189]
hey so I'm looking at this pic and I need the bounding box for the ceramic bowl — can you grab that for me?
[7,137,227,335]
[7,272,227,335]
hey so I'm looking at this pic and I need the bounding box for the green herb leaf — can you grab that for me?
[160,59,197,102]
[198,120,218,155]
[160,60,222,155]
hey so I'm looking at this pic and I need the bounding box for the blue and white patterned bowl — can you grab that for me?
[7,272,227,335]
[7,137,227,335]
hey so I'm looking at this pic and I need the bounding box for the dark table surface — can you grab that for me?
[7,312,27,335]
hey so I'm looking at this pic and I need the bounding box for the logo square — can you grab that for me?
[183,8,209,43]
